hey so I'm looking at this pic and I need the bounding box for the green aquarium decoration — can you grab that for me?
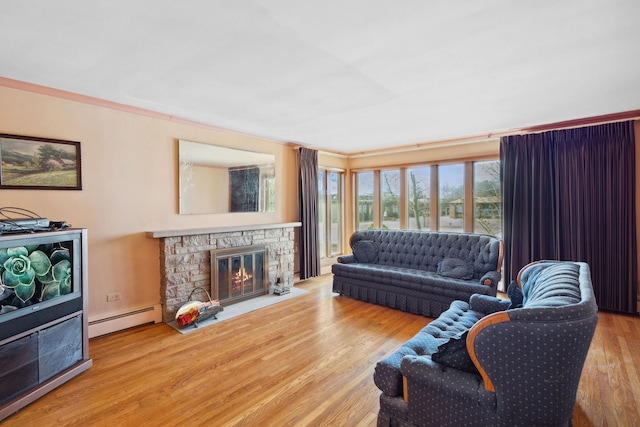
[0,242,72,313]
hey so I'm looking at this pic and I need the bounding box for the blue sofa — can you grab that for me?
[374,260,599,427]
[332,230,503,318]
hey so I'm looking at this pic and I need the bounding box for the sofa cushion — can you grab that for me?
[507,280,523,309]
[522,263,582,308]
[469,294,511,314]
[352,240,379,263]
[373,300,484,396]
[343,230,502,275]
[437,258,473,280]
[431,330,479,374]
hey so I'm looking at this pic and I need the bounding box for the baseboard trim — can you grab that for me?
[88,304,162,338]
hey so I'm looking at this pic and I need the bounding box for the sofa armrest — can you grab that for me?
[469,294,511,315]
[337,254,356,264]
[479,270,501,288]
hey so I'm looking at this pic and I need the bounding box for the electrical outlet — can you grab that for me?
[106,292,122,302]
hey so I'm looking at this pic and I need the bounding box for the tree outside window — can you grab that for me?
[473,161,501,237]
[407,167,430,230]
[381,170,400,230]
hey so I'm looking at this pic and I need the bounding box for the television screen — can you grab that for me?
[0,230,84,342]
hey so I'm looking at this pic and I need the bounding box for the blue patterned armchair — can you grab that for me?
[376,261,598,427]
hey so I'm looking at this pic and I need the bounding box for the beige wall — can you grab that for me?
[0,85,298,328]
[347,139,500,170]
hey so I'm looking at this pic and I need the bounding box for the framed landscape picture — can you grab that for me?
[0,134,82,190]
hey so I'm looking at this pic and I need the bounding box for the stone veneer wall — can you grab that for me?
[154,224,298,323]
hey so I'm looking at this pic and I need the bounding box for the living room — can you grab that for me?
[1,2,640,425]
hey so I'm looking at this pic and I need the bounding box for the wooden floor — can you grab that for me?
[3,275,640,426]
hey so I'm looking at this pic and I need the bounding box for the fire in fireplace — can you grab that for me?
[210,245,268,304]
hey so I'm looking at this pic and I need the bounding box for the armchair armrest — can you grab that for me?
[336,254,356,264]
[469,294,511,315]
[479,270,501,288]
[466,311,511,392]
[401,355,482,401]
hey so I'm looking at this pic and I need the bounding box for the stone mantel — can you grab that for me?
[146,222,302,239]
[147,222,301,323]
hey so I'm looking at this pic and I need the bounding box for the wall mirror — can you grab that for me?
[179,139,276,214]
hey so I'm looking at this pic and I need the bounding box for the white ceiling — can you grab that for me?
[1,0,639,154]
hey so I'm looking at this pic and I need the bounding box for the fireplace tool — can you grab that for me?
[175,287,223,328]
[272,255,290,295]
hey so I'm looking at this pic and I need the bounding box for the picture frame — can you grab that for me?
[0,133,82,190]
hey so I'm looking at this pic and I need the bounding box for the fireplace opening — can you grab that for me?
[210,245,269,304]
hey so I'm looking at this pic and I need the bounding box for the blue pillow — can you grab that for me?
[437,258,473,280]
[469,294,511,314]
[352,240,379,263]
[507,280,524,309]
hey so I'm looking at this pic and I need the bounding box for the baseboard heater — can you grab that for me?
[88,304,162,338]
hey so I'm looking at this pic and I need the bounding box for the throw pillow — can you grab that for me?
[469,293,511,314]
[431,330,479,374]
[437,258,473,280]
[507,280,524,309]
[352,240,379,263]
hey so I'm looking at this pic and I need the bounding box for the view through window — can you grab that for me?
[407,166,430,230]
[353,159,501,237]
[356,171,374,230]
[328,171,341,256]
[318,170,326,257]
[381,170,400,229]
[318,169,343,258]
[438,164,464,232]
[473,160,502,237]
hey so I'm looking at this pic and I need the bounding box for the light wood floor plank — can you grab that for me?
[2,274,639,426]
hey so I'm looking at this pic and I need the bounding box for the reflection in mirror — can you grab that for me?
[179,140,276,214]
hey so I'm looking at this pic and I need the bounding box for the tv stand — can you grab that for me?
[0,229,92,421]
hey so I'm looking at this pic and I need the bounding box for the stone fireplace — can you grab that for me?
[147,223,300,323]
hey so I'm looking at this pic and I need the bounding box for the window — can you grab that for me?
[356,171,374,230]
[473,160,501,237]
[318,170,326,257]
[318,169,344,258]
[328,172,342,256]
[353,159,501,238]
[407,166,430,230]
[438,164,464,232]
[381,169,400,229]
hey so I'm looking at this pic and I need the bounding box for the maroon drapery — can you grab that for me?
[298,147,320,279]
[501,121,637,313]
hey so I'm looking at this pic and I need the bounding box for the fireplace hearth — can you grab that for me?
[210,245,269,304]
